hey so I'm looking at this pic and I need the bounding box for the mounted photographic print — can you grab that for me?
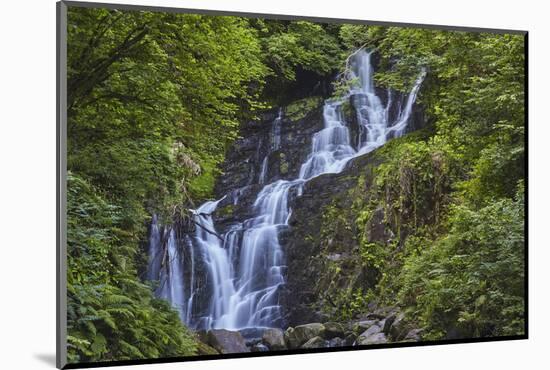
[56,1,528,368]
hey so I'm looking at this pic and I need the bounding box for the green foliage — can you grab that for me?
[67,174,197,363]
[330,27,525,339]
[338,25,387,50]
[331,287,374,322]
[374,132,462,231]
[262,21,342,81]
[398,188,524,339]
[66,6,526,355]
[68,7,269,206]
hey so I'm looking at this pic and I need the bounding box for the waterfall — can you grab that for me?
[148,226,188,321]
[259,108,283,185]
[147,49,425,331]
[271,108,283,151]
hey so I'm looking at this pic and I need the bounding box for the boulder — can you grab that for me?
[285,323,326,349]
[301,336,328,349]
[365,313,386,320]
[195,330,209,344]
[343,333,357,346]
[388,313,410,341]
[239,327,265,346]
[207,329,250,354]
[383,314,397,334]
[196,341,219,356]
[358,332,388,345]
[262,328,287,350]
[354,320,378,334]
[358,323,382,340]
[403,328,423,342]
[324,322,346,339]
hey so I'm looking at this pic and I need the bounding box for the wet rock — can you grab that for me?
[301,336,328,349]
[239,327,265,346]
[284,323,326,349]
[343,333,357,346]
[262,328,287,350]
[328,337,344,347]
[358,332,388,345]
[324,322,346,339]
[358,323,383,341]
[354,320,378,334]
[207,329,250,354]
[251,343,270,352]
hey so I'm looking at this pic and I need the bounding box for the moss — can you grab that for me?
[195,341,219,356]
[285,96,323,121]
[340,100,354,121]
[217,204,235,217]
[279,152,289,174]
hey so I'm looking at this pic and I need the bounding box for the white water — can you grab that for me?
[147,49,425,330]
[154,228,187,321]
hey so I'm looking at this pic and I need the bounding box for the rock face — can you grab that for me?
[206,330,250,354]
[212,99,326,236]
[280,152,384,326]
[208,63,427,328]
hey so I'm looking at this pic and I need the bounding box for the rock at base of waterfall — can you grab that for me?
[403,328,423,342]
[388,312,409,341]
[343,333,357,346]
[196,341,220,356]
[356,324,383,344]
[353,320,378,334]
[301,336,328,349]
[323,322,346,339]
[383,313,397,334]
[251,343,270,352]
[357,332,388,345]
[207,329,250,354]
[284,323,326,349]
[328,337,344,347]
[262,328,287,350]
[239,327,265,346]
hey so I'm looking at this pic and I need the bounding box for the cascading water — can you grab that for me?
[258,108,282,185]
[147,49,425,331]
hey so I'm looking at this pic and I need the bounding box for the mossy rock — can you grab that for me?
[216,204,235,217]
[279,152,289,175]
[285,96,323,122]
[196,341,219,355]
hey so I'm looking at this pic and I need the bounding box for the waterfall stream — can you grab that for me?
[147,50,425,331]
